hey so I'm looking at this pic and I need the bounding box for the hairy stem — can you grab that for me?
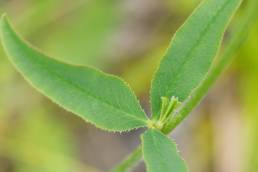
[110,146,142,172]
[163,0,258,134]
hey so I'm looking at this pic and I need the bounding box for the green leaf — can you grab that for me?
[0,15,148,132]
[162,0,255,134]
[141,129,187,172]
[151,0,242,119]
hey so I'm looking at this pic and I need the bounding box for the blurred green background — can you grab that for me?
[0,0,257,172]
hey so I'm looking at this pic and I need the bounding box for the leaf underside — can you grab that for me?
[151,0,242,119]
[142,129,188,172]
[0,15,148,132]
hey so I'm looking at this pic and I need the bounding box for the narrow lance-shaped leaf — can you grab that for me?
[151,0,242,119]
[0,15,148,132]
[142,129,188,172]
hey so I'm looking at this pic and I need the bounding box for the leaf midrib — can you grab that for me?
[163,0,232,100]
[40,60,147,123]
[7,39,147,123]
[150,131,169,171]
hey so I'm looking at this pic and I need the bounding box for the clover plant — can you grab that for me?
[1,0,253,171]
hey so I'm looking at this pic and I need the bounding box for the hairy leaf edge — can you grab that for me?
[161,0,243,133]
[0,14,149,132]
[149,0,243,121]
[141,129,188,172]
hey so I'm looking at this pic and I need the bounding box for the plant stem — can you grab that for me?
[162,0,258,134]
[112,1,258,171]
[110,146,142,172]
